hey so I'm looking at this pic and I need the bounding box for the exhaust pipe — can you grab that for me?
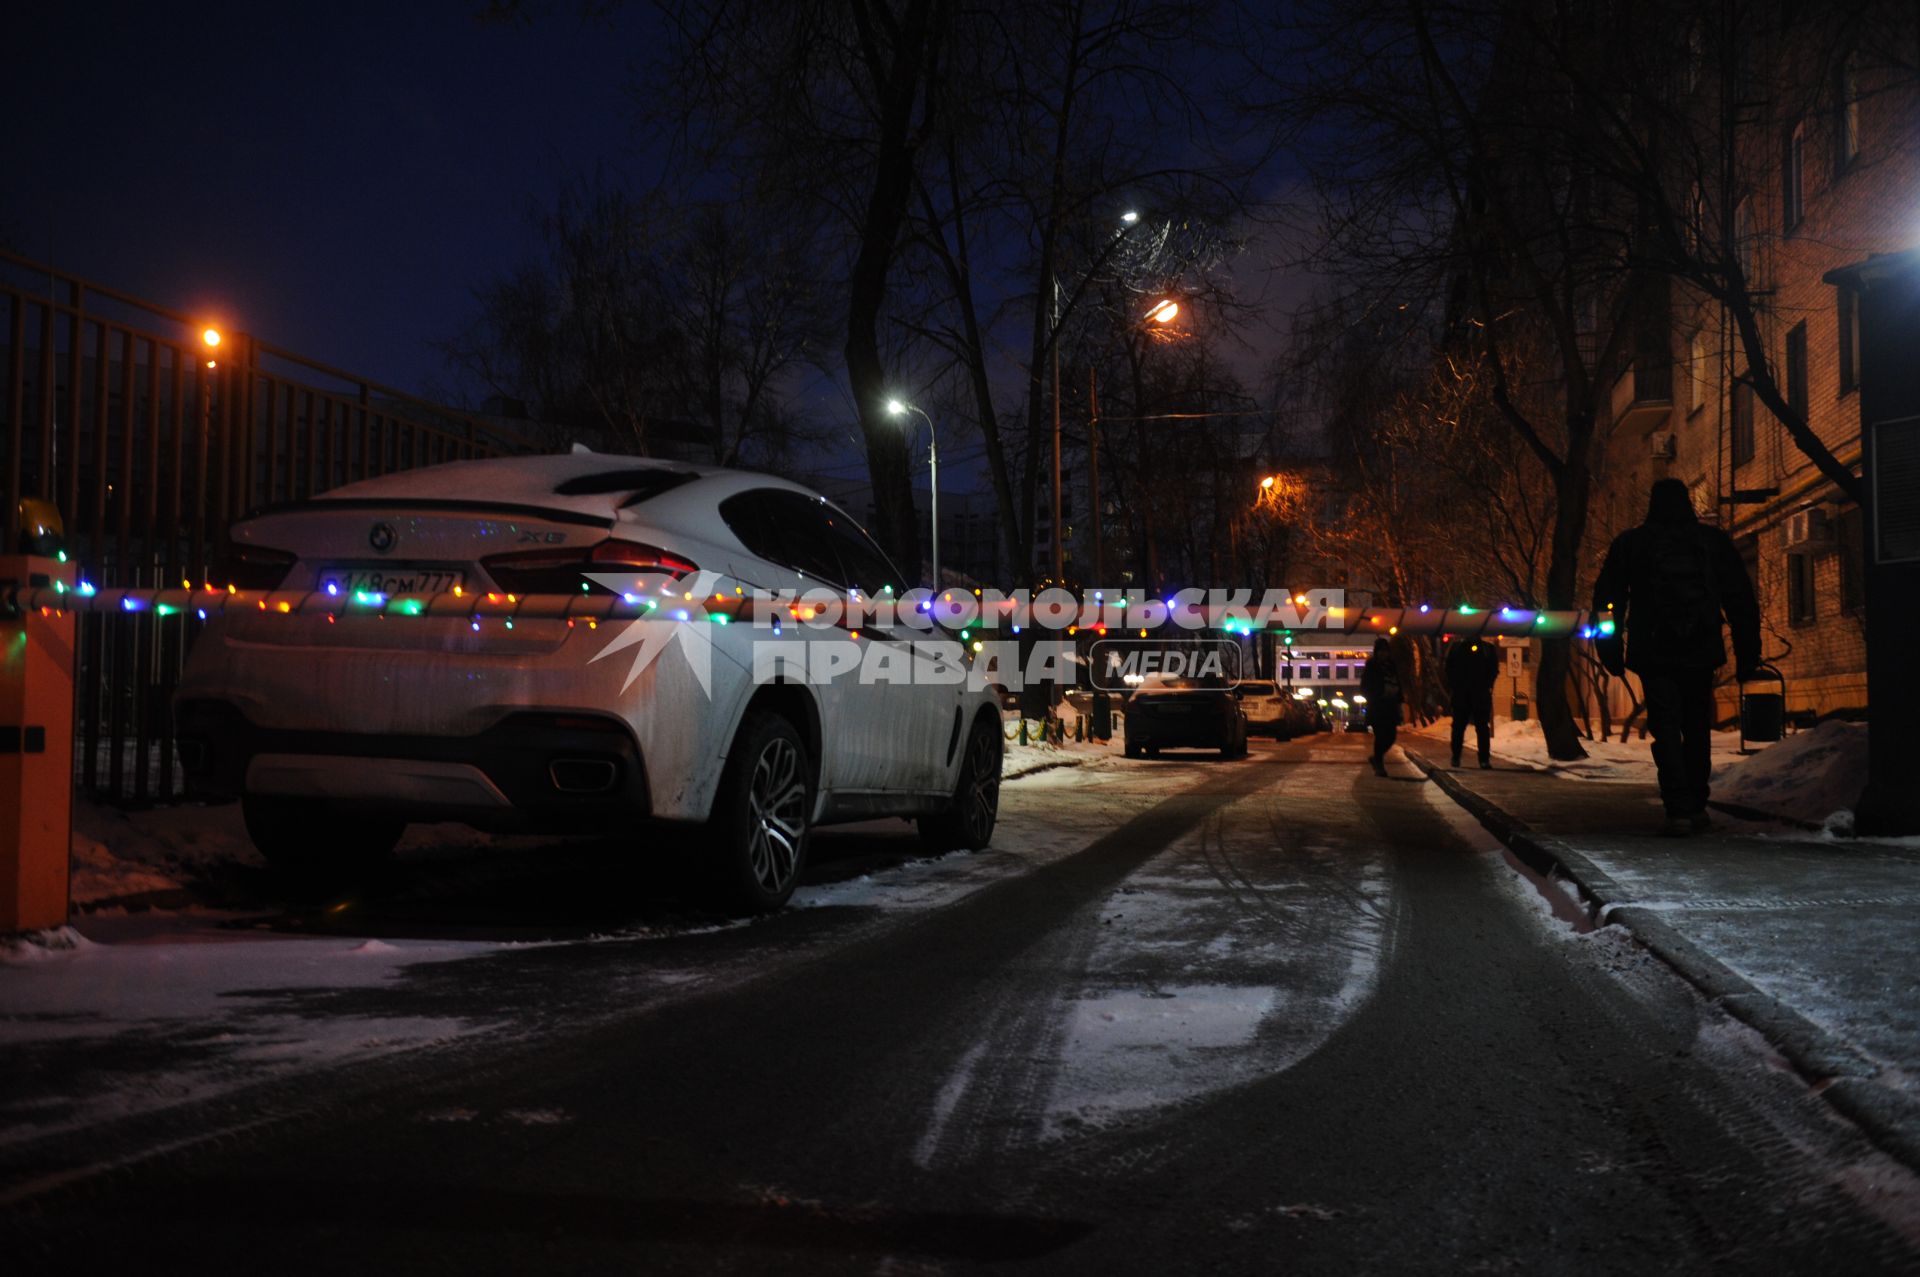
[549,758,618,794]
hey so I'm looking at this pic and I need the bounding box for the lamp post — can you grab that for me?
[1084,297,1183,587]
[886,398,938,592]
[1051,211,1152,582]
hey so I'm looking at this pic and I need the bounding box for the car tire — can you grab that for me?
[919,715,1002,853]
[242,795,402,880]
[708,710,813,913]
[1125,738,1141,759]
[1144,745,1160,758]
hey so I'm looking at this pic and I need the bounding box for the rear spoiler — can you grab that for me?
[238,498,613,529]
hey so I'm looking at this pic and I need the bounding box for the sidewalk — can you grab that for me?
[1403,743,1920,1171]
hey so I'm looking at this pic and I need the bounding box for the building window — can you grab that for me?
[1837,285,1859,397]
[1785,322,1809,423]
[1787,551,1817,626]
[1837,505,1866,614]
[1731,379,1756,466]
[1784,121,1805,232]
[1835,54,1861,176]
[1688,330,1706,413]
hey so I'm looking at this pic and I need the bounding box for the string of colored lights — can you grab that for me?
[2,579,1618,641]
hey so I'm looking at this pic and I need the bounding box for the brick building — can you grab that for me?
[1591,8,1915,724]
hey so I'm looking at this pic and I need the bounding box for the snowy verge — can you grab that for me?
[1410,716,1875,832]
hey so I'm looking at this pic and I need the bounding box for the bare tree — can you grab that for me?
[648,0,945,573]
[444,181,826,466]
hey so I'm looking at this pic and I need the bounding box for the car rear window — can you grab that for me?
[553,469,697,503]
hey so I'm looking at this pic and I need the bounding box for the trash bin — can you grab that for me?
[1510,695,1530,722]
[1739,665,1786,751]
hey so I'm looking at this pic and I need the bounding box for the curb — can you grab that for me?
[1002,753,1099,782]
[1407,747,1920,1173]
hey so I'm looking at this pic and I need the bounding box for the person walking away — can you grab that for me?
[1359,638,1404,777]
[1446,638,1502,769]
[1592,478,1761,836]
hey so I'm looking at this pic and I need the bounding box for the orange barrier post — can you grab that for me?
[1,555,75,934]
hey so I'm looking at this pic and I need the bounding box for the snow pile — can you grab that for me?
[1000,706,1114,778]
[68,799,259,906]
[1710,719,1867,827]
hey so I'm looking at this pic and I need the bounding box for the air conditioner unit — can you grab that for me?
[1649,431,1677,459]
[1785,506,1832,550]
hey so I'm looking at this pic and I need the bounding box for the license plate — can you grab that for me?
[316,565,466,596]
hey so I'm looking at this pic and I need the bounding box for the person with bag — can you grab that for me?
[1446,638,1502,769]
[1591,479,1761,835]
[1359,637,1405,777]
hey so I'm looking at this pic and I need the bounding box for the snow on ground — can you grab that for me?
[1410,715,1873,830]
[1711,720,1868,829]
[1034,749,1392,1140]
[0,916,511,1145]
[999,706,1116,778]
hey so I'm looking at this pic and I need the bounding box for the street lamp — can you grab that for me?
[202,326,221,370]
[1083,292,1188,586]
[886,398,938,592]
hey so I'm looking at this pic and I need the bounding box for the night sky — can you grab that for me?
[3,1,657,400]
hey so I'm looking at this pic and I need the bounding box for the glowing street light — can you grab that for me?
[1145,298,1179,324]
[886,398,939,592]
[1261,475,1276,490]
[1121,210,1140,225]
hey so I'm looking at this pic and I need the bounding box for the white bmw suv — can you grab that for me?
[176,449,1003,910]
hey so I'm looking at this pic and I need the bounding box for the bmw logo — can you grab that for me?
[369,522,397,554]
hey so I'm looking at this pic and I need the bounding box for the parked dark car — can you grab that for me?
[1123,678,1249,758]
[1279,692,1331,738]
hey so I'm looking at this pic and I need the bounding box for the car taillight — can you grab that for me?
[481,538,698,594]
[211,541,297,590]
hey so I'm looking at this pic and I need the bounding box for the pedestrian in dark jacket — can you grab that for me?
[1446,638,1502,770]
[1359,637,1404,777]
[1592,478,1761,835]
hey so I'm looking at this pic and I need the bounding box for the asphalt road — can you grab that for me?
[7,734,1920,1274]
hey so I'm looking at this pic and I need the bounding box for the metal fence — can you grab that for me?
[0,249,539,803]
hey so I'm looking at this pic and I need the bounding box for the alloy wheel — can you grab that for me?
[747,736,807,895]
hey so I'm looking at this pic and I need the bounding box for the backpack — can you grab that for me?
[1634,522,1720,654]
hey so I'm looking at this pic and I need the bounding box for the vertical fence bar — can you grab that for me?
[324,395,339,494]
[38,304,55,506]
[239,335,257,514]
[144,337,160,558]
[216,359,234,534]
[64,289,83,533]
[91,323,108,574]
[117,329,135,575]
[167,349,185,582]
[303,388,318,498]
[5,294,22,549]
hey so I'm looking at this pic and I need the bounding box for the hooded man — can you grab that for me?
[1592,478,1761,835]
[1445,637,1502,769]
[1358,637,1404,777]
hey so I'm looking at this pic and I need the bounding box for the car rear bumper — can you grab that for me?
[176,700,651,831]
[1125,717,1235,747]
